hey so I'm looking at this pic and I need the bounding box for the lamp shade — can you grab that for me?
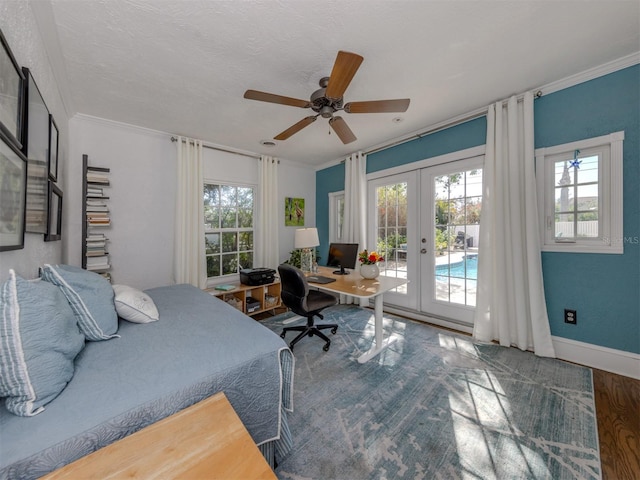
[294,228,320,249]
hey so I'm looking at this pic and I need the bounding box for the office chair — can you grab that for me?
[278,264,338,352]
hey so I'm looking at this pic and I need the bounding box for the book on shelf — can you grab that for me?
[86,250,107,256]
[86,256,110,269]
[215,284,237,291]
[86,173,110,184]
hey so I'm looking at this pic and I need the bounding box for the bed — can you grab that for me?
[0,277,294,480]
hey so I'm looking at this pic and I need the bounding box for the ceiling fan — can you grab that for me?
[244,51,410,145]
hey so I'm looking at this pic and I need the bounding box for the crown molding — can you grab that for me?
[318,52,640,171]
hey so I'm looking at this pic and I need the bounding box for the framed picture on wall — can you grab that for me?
[48,114,58,181]
[22,67,50,234]
[285,197,305,227]
[0,27,25,150]
[0,131,27,251]
[44,181,62,242]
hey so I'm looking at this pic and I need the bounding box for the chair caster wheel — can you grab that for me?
[331,327,338,335]
[323,342,330,352]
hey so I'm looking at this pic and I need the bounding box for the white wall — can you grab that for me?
[68,115,175,290]
[0,1,69,282]
[68,115,316,289]
[277,160,316,263]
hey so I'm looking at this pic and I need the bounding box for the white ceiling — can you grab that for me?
[43,0,639,167]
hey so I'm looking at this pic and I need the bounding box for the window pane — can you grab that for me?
[206,255,220,277]
[204,206,219,229]
[237,187,253,208]
[239,252,253,270]
[221,185,236,205]
[239,231,253,251]
[555,213,574,238]
[205,233,220,254]
[555,186,574,213]
[577,155,598,183]
[221,207,237,228]
[238,208,253,228]
[555,161,574,186]
[204,184,220,206]
[222,232,237,253]
[577,184,598,211]
[222,253,238,275]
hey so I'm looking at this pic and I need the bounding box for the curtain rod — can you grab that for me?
[365,90,543,156]
[170,136,261,160]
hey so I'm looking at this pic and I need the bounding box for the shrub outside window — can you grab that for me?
[204,183,254,278]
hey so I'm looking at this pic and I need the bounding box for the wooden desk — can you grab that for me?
[310,266,408,363]
[41,392,276,480]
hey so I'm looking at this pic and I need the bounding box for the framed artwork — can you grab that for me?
[44,181,62,242]
[48,114,58,181]
[0,131,27,251]
[0,27,24,150]
[22,67,50,234]
[285,197,305,227]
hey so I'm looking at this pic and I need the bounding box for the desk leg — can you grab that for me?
[357,294,396,363]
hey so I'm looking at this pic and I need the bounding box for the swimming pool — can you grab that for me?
[436,254,478,280]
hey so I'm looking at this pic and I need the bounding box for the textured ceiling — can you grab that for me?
[45,0,640,166]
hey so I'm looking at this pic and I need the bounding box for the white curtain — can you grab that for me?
[174,136,206,288]
[343,151,367,247]
[473,93,556,357]
[256,155,279,270]
[342,151,367,305]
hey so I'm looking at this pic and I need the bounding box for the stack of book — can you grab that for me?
[86,255,110,272]
[86,198,110,226]
[86,171,110,185]
[86,233,108,257]
[87,185,106,197]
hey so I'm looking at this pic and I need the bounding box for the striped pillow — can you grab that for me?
[41,264,119,341]
[0,271,85,416]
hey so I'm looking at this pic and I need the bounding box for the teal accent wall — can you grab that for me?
[316,162,345,264]
[315,65,639,354]
[535,65,639,354]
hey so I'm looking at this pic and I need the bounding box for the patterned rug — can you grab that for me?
[260,305,600,480]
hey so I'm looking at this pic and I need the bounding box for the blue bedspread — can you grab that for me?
[0,284,294,479]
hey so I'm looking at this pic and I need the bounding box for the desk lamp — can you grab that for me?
[294,228,319,273]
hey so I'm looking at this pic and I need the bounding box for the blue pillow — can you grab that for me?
[41,264,119,341]
[0,271,85,416]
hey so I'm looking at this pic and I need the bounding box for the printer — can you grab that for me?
[240,268,276,286]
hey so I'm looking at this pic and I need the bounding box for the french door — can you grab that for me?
[368,155,483,325]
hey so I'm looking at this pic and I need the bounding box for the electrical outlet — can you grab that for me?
[564,309,577,325]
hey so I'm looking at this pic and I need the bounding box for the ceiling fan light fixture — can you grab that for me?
[243,50,410,145]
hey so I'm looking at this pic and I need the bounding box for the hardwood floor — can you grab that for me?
[593,368,640,480]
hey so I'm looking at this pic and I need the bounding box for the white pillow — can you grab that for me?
[112,284,159,323]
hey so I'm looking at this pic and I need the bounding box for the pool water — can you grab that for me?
[436,254,478,280]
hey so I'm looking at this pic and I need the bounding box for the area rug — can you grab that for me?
[260,305,601,480]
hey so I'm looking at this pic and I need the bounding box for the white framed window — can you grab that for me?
[203,182,255,280]
[536,131,624,254]
[328,191,345,243]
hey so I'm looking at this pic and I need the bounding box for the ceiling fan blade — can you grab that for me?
[344,99,410,114]
[274,116,317,140]
[325,51,364,100]
[244,89,310,108]
[329,116,357,144]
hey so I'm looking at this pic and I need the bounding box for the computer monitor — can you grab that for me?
[326,243,359,275]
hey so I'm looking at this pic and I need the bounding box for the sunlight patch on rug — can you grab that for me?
[262,305,600,480]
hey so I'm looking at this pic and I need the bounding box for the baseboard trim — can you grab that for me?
[552,336,640,380]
